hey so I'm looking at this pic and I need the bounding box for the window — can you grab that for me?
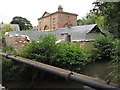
[53,27,56,30]
[44,25,49,30]
[39,22,41,26]
[53,18,56,25]
[61,34,65,40]
[39,22,41,30]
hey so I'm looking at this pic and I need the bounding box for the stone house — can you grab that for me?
[38,5,78,31]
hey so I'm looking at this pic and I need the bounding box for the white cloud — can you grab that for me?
[0,0,96,26]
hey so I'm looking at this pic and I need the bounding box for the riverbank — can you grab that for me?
[3,60,117,89]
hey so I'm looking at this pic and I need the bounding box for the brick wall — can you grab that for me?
[38,11,77,30]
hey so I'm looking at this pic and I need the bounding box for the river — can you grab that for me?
[3,60,113,89]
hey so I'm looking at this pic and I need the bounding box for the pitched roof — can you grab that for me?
[56,24,98,33]
[7,24,104,41]
[42,11,50,17]
[38,11,78,20]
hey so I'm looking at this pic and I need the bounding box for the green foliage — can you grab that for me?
[1,24,15,38]
[2,24,15,32]
[54,42,90,72]
[92,2,120,38]
[92,34,114,61]
[77,13,97,25]
[0,24,15,49]
[18,34,89,73]
[109,39,120,84]
[18,34,57,63]
[95,16,105,28]
[2,57,33,81]
[92,33,120,84]
[2,45,16,55]
[10,16,33,31]
[2,34,90,81]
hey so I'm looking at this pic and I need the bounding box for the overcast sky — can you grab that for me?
[0,0,96,26]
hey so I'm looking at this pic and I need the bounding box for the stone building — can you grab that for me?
[38,5,78,31]
[6,24,107,49]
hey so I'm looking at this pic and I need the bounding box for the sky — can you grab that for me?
[0,0,96,26]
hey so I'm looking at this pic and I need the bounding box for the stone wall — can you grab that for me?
[38,13,59,30]
[57,13,77,28]
[5,34,29,49]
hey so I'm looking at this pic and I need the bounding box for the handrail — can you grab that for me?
[0,52,119,89]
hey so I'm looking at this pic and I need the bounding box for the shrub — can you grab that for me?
[109,39,120,85]
[92,34,114,61]
[54,42,90,72]
[2,46,16,54]
[2,56,32,81]
[2,34,90,81]
[18,34,90,73]
[92,34,120,85]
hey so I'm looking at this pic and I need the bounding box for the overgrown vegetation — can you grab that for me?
[90,2,120,85]
[18,34,90,72]
[77,13,97,26]
[2,34,90,81]
[92,34,114,61]
[92,34,120,85]
[2,2,120,86]
[109,39,120,85]
[91,2,120,38]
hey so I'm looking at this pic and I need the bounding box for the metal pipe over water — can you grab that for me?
[0,52,119,89]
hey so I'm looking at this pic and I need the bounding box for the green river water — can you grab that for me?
[3,60,115,89]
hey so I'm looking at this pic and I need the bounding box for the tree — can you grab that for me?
[0,24,15,47]
[1,24,15,38]
[77,13,97,25]
[91,2,120,38]
[10,16,33,31]
[95,16,105,28]
[2,24,15,32]
[109,39,120,85]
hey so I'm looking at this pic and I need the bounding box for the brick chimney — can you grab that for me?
[58,5,63,12]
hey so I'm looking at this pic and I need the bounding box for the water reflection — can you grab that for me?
[84,61,112,81]
[3,61,112,89]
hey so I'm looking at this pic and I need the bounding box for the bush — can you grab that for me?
[92,34,120,85]
[54,42,90,72]
[18,34,90,73]
[2,34,90,81]
[2,57,32,81]
[92,34,114,61]
[109,39,120,85]
[2,46,16,54]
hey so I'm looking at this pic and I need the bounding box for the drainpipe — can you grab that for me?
[0,52,119,89]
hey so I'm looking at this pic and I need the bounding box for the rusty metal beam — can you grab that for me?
[0,52,119,89]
